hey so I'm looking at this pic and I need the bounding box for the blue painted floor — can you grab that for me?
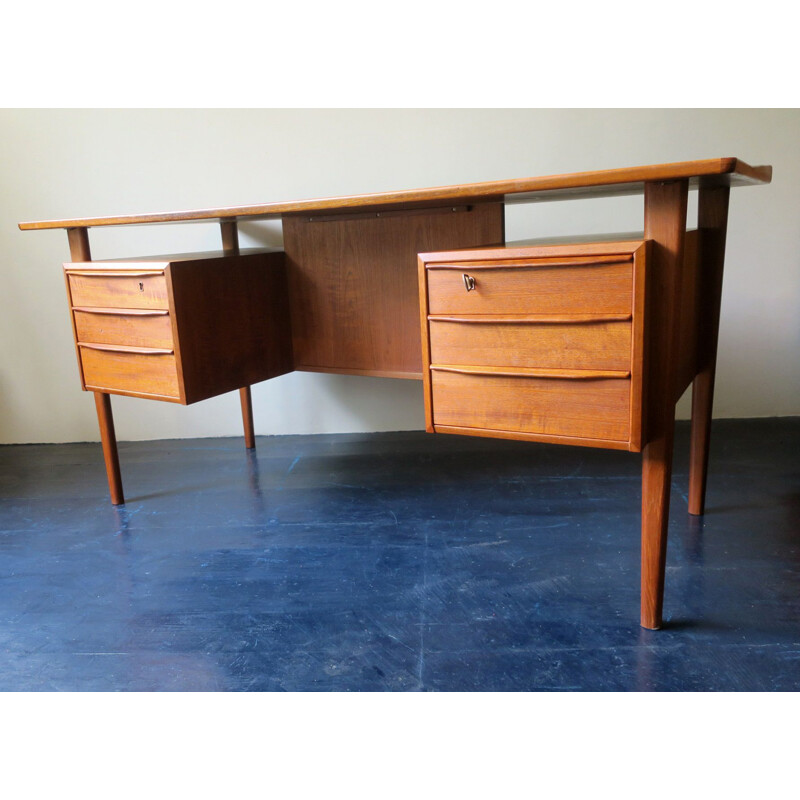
[0,418,798,691]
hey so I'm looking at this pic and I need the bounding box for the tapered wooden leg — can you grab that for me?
[688,369,714,515]
[70,231,123,505]
[641,179,688,629]
[641,428,674,629]
[688,186,730,516]
[94,391,124,505]
[240,386,256,449]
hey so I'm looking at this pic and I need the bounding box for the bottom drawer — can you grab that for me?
[431,369,631,443]
[80,346,180,399]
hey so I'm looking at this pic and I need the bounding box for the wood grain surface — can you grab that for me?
[80,347,180,399]
[432,370,631,443]
[167,251,293,404]
[284,202,504,376]
[426,260,633,316]
[73,309,174,350]
[67,272,169,310]
[429,318,632,372]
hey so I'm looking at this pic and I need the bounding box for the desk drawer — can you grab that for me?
[79,345,180,399]
[68,271,168,310]
[431,368,631,443]
[73,309,173,349]
[428,318,632,372]
[426,257,632,316]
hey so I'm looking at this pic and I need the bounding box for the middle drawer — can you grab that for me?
[428,317,631,372]
[73,309,173,349]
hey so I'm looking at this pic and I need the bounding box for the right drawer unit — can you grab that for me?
[418,241,648,452]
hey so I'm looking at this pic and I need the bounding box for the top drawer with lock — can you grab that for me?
[425,254,633,316]
[67,269,169,310]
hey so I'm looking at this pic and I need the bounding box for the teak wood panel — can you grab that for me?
[283,203,504,377]
[431,370,631,443]
[67,272,169,310]
[426,259,633,317]
[73,310,174,350]
[428,318,632,372]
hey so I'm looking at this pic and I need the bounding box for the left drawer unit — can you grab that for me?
[63,250,294,404]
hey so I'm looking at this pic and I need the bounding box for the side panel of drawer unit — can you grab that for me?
[431,369,631,444]
[426,257,633,316]
[428,318,632,372]
[167,251,294,404]
[73,309,173,349]
[79,346,180,400]
[67,270,169,310]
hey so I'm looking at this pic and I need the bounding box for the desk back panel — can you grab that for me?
[282,202,504,379]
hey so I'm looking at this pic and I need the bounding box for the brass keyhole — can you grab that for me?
[138,282,144,291]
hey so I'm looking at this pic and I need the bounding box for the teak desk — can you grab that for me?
[20,158,772,629]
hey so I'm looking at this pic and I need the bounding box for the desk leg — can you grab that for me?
[689,186,730,516]
[94,391,124,505]
[642,428,674,629]
[641,180,688,629]
[689,373,714,516]
[67,230,126,505]
[240,386,256,450]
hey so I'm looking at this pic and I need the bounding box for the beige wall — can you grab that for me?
[1,108,797,444]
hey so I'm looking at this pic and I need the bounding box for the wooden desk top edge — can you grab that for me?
[19,157,772,232]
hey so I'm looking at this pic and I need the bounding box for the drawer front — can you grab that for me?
[80,346,180,398]
[428,319,632,372]
[74,310,173,349]
[426,259,632,316]
[431,369,630,443]
[68,271,168,310]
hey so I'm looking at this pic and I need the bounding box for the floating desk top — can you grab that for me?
[19,157,771,231]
